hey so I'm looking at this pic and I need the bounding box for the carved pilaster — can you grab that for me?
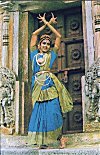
[92,0,100,59]
[94,1,100,32]
[95,15,100,32]
[0,1,13,67]
[84,58,100,132]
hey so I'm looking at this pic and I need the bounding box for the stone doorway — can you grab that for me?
[28,5,85,134]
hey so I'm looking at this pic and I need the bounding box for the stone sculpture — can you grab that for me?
[85,58,100,122]
[0,67,16,128]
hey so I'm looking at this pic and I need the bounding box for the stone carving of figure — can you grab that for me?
[0,67,15,128]
[91,66,100,122]
[85,58,100,122]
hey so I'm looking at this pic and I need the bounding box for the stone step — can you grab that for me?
[1,147,99,155]
[1,147,37,155]
[1,132,100,147]
[1,131,100,155]
[64,131,100,147]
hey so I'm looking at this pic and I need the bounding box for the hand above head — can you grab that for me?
[35,12,61,51]
[37,13,47,24]
[30,13,60,50]
[37,12,57,25]
[49,12,57,25]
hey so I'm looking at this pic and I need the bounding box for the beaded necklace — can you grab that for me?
[36,53,47,66]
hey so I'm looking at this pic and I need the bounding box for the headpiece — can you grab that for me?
[39,34,51,44]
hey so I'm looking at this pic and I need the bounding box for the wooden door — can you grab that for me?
[29,6,84,133]
[54,7,84,133]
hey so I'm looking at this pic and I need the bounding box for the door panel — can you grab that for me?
[63,103,83,133]
[68,72,84,99]
[65,13,83,37]
[66,43,84,68]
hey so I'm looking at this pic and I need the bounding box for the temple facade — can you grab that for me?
[0,0,100,149]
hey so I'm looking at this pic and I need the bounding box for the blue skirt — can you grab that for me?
[28,98,63,132]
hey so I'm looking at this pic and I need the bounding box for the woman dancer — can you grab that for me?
[28,13,73,149]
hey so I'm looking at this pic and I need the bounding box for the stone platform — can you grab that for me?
[1,147,99,155]
[1,131,100,155]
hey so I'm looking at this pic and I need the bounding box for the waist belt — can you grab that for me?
[35,71,51,86]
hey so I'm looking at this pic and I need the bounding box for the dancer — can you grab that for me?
[28,13,73,149]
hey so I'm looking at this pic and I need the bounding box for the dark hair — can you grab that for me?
[39,34,51,45]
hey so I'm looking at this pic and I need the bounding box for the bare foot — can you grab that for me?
[59,137,68,149]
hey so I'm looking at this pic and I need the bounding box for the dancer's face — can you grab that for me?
[40,39,50,53]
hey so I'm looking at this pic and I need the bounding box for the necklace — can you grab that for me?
[36,53,47,66]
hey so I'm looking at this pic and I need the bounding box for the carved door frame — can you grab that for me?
[28,5,85,134]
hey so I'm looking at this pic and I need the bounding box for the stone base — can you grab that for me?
[84,122,100,132]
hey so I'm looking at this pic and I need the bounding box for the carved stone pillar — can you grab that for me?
[2,10,9,67]
[82,0,100,132]
[0,2,24,135]
[82,1,94,69]
[92,0,100,59]
[0,1,13,67]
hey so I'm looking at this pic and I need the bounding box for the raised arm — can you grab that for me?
[38,13,61,50]
[30,13,46,50]
[30,13,57,51]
